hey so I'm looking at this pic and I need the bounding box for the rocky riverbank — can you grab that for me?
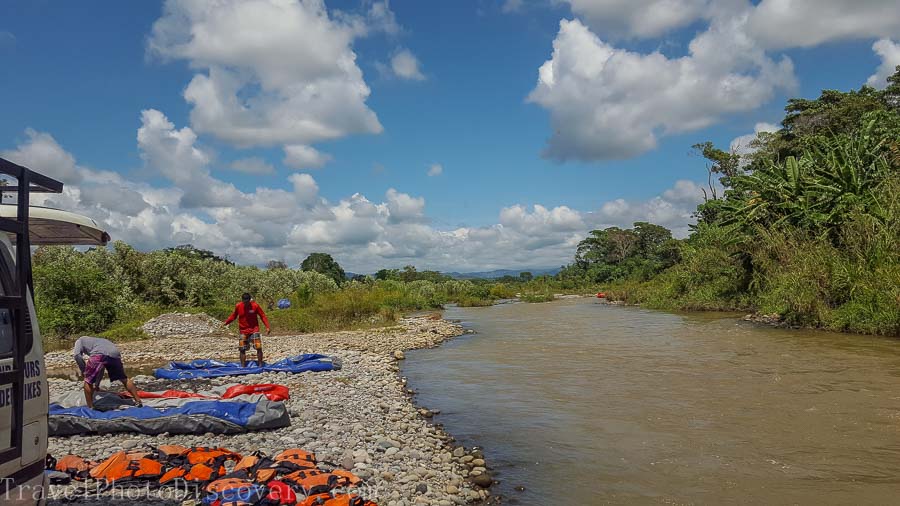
[46,315,496,505]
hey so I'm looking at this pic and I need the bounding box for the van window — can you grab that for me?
[0,244,24,357]
[0,309,12,355]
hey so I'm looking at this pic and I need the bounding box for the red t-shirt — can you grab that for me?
[224,301,270,335]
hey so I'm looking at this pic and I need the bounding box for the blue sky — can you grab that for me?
[1,1,898,271]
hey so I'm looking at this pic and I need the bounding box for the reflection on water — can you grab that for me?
[403,298,900,505]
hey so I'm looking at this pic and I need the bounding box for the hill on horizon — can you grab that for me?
[345,267,562,280]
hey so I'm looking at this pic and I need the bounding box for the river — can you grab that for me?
[402,298,900,505]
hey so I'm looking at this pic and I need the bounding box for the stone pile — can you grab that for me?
[140,312,225,339]
[743,312,789,327]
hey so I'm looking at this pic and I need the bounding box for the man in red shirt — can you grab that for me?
[223,293,271,367]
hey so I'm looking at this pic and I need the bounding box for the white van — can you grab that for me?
[0,157,109,504]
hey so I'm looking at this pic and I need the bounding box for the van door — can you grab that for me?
[0,238,44,496]
[0,306,14,457]
[0,261,23,459]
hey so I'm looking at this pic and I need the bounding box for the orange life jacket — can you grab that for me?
[54,454,95,481]
[159,447,242,485]
[273,449,317,470]
[158,444,190,460]
[89,451,163,485]
[280,469,344,496]
[331,469,362,487]
[225,453,278,483]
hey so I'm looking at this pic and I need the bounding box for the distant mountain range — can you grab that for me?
[345,267,562,280]
[445,267,562,279]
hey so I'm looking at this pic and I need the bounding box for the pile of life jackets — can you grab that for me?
[49,445,378,506]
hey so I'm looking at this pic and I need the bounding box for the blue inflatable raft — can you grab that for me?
[153,353,341,380]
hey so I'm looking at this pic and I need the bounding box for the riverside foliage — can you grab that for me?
[588,70,900,336]
[32,244,576,343]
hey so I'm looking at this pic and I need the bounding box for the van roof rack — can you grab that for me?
[0,157,63,291]
[0,157,64,195]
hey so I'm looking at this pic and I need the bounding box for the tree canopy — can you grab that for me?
[565,222,679,283]
[300,253,346,285]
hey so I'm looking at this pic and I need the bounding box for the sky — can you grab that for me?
[1,0,898,273]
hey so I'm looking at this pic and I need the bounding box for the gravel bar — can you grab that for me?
[45,315,495,506]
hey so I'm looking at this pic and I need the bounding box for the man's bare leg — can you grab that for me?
[240,349,247,368]
[123,378,143,407]
[83,382,95,410]
[257,348,264,366]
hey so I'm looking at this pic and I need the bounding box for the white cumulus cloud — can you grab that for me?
[730,122,779,156]
[228,157,275,175]
[147,0,385,154]
[560,0,712,38]
[746,0,900,49]
[2,116,709,272]
[867,39,900,89]
[283,145,332,170]
[427,163,443,177]
[530,0,900,162]
[390,48,426,81]
[528,18,795,161]
[1,129,81,183]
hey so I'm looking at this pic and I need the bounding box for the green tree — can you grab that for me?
[164,244,232,264]
[519,271,533,282]
[633,222,672,256]
[573,223,678,283]
[375,268,399,281]
[300,253,346,285]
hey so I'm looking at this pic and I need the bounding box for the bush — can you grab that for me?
[520,293,555,303]
[33,249,123,336]
[612,225,753,311]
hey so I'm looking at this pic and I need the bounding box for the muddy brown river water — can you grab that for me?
[402,298,900,505]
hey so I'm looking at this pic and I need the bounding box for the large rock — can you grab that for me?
[471,473,493,488]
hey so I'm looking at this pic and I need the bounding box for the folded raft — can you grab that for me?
[153,353,341,380]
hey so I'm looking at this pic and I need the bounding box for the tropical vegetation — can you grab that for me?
[581,69,900,336]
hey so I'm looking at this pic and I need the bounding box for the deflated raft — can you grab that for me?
[49,384,292,437]
[49,399,290,436]
[153,353,341,380]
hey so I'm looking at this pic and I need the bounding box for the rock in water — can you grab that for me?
[472,473,493,488]
[394,350,406,360]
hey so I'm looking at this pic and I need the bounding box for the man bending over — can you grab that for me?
[73,336,142,409]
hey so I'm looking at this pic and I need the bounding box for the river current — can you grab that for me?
[402,298,900,505]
